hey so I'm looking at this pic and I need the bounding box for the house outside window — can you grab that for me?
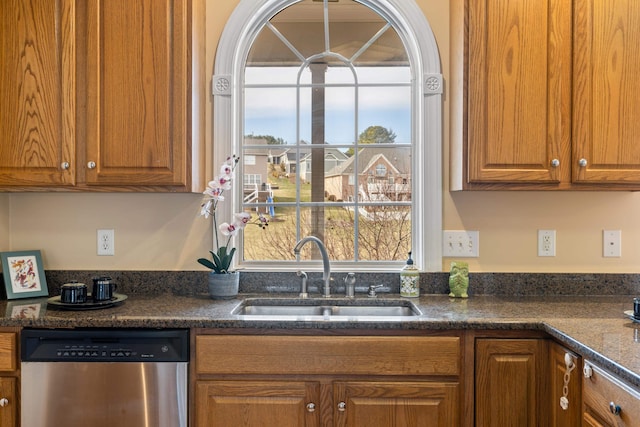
[212,0,443,271]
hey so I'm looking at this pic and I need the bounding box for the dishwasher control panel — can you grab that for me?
[21,329,189,362]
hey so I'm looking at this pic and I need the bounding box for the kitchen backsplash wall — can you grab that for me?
[1,0,640,274]
[27,271,640,297]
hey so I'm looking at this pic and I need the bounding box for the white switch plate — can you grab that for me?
[538,230,556,257]
[443,230,479,257]
[603,230,621,257]
[97,229,115,256]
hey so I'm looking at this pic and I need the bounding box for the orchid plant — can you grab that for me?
[198,155,268,274]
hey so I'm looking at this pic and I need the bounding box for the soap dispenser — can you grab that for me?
[400,251,419,298]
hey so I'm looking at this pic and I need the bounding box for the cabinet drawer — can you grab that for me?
[583,362,640,426]
[0,334,16,371]
[196,335,460,376]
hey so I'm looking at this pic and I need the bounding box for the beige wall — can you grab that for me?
[1,0,639,273]
[0,194,9,252]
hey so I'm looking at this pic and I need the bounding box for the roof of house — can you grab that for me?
[326,146,411,177]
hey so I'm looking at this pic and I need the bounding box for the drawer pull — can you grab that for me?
[0,398,8,407]
[306,403,315,413]
[609,401,621,416]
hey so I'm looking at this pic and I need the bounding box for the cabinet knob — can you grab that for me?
[579,158,588,167]
[0,398,8,407]
[87,161,96,169]
[583,364,592,378]
[551,159,560,167]
[337,401,346,412]
[609,401,621,416]
[61,162,70,170]
[306,403,315,413]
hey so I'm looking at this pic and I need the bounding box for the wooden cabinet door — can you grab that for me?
[475,338,550,427]
[467,0,572,186]
[573,1,640,184]
[82,0,190,187]
[549,341,581,427]
[195,380,320,427]
[0,378,16,427]
[334,381,459,427]
[0,0,76,187]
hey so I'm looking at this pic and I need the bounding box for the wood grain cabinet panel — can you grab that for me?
[82,0,191,187]
[582,361,640,427]
[549,341,581,427]
[0,0,76,186]
[194,333,463,427]
[454,0,640,189]
[0,0,203,191]
[467,0,572,186]
[334,381,459,427]
[0,378,16,427]
[475,338,549,427]
[196,380,320,427]
[572,0,640,184]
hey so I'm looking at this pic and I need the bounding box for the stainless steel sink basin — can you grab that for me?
[231,298,422,321]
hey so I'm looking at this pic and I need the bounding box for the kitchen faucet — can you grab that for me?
[293,236,332,297]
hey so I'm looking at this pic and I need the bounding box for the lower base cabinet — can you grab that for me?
[195,379,459,427]
[475,338,549,427]
[196,380,321,427]
[0,332,17,427]
[0,378,16,427]
[583,361,640,427]
[549,341,582,427]
[334,381,458,427]
[193,333,462,427]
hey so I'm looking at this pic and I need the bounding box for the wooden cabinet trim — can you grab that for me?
[196,335,460,377]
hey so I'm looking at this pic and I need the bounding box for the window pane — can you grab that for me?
[359,86,411,144]
[354,146,411,202]
[357,205,411,261]
[244,87,297,144]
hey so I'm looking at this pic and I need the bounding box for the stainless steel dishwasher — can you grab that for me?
[21,328,189,427]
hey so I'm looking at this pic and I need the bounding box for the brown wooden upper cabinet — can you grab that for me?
[0,0,204,191]
[451,0,640,190]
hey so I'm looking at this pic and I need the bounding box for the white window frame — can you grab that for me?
[212,0,442,272]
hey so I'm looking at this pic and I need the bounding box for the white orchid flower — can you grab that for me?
[219,222,239,236]
[233,212,252,226]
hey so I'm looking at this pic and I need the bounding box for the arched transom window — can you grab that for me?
[213,0,443,272]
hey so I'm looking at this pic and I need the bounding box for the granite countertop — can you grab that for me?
[2,293,639,390]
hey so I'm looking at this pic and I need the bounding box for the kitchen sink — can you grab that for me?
[231,298,422,321]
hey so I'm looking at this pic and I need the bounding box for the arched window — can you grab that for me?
[213,0,442,271]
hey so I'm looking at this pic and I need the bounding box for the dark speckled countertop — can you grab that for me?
[2,291,638,391]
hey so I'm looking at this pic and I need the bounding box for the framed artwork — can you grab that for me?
[1,250,49,299]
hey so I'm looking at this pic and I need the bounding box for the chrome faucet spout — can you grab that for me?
[293,236,331,297]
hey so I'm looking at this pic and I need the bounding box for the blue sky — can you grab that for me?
[244,67,412,145]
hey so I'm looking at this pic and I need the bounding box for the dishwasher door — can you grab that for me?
[21,361,187,427]
[20,328,189,427]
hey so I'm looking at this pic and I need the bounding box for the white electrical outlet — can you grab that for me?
[443,230,479,257]
[603,230,621,257]
[538,230,556,257]
[97,229,115,256]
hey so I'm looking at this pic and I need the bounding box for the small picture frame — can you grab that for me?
[1,250,49,299]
